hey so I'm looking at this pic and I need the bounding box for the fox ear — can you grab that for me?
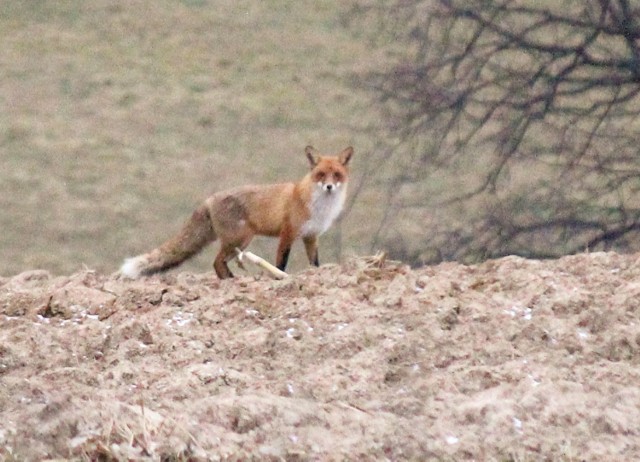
[339,146,354,166]
[305,145,320,167]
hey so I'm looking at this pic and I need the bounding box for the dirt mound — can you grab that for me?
[2,252,640,460]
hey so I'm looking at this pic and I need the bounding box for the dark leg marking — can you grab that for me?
[277,247,291,272]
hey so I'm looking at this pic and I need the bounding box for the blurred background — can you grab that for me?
[3,0,640,276]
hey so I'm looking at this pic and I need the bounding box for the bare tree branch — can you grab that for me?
[352,0,640,264]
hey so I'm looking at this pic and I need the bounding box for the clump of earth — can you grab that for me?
[1,252,639,460]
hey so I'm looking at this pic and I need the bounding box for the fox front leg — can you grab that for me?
[303,235,319,267]
[276,225,295,272]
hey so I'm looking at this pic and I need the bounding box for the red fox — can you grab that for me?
[120,146,354,279]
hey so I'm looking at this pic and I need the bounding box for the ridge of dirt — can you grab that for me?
[2,252,640,460]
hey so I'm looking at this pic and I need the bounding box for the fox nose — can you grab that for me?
[325,184,334,191]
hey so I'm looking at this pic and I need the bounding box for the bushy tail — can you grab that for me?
[120,204,216,278]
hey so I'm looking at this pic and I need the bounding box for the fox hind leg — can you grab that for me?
[213,249,234,279]
[213,232,254,279]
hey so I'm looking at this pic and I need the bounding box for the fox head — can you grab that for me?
[305,146,353,194]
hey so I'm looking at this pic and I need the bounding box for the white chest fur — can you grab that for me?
[300,184,347,237]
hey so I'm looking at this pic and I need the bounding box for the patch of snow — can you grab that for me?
[513,417,523,433]
[166,311,194,327]
[528,374,541,386]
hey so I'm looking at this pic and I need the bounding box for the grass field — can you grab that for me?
[0,0,384,276]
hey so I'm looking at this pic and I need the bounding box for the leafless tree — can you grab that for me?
[354,0,640,264]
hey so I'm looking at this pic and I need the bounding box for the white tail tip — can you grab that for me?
[120,256,146,279]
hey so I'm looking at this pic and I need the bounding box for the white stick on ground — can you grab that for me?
[234,248,289,279]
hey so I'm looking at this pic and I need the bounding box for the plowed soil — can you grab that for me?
[2,252,640,461]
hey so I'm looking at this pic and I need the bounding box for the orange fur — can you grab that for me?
[121,146,353,279]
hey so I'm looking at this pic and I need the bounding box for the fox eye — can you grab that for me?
[334,172,343,182]
[316,172,325,181]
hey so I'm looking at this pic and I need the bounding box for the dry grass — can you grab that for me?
[0,0,383,276]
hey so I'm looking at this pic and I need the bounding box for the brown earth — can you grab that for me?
[1,252,640,461]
